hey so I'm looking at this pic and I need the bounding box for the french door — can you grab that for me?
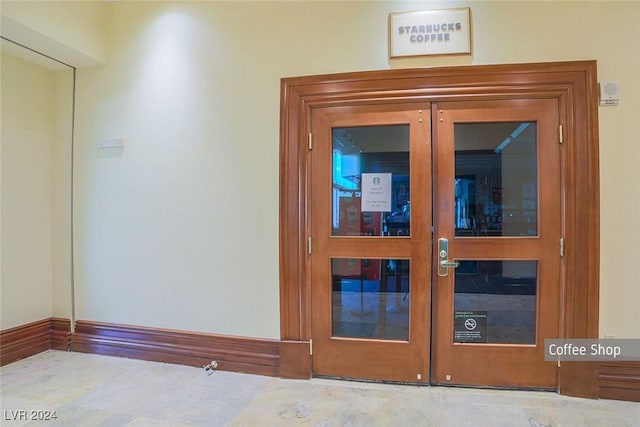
[310,103,432,383]
[431,99,561,388]
[310,98,561,388]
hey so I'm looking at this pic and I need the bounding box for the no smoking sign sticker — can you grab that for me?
[454,311,488,343]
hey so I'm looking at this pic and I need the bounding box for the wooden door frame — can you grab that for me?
[279,61,600,398]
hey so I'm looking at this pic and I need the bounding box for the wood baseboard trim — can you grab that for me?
[599,362,640,402]
[50,318,72,351]
[0,318,71,366]
[0,319,50,366]
[71,320,280,377]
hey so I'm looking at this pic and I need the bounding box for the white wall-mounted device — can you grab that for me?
[98,138,126,148]
[599,81,620,106]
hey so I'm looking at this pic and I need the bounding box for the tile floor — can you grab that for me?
[1,350,639,426]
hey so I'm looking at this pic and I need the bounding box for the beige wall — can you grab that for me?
[51,69,74,320]
[0,52,74,329]
[1,1,638,339]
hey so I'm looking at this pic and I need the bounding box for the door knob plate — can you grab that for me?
[437,238,459,276]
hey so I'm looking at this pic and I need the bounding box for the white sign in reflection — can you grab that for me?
[361,173,392,212]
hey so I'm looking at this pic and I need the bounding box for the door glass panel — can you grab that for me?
[332,258,409,340]
[454,122,537,236]
[332,125,410,237]
[453,260,537,344]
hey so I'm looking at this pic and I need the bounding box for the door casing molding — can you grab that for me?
[279,61,600,398]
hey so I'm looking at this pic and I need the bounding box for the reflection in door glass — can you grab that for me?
[454,122,537,236]
[453,260,537,344]
[332,126,410,237]
[332,258,409,340]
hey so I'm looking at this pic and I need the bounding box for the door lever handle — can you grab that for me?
[437,238,459,277]
[440,260,460,269]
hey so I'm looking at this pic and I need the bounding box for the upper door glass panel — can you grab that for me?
[332,125,410,237]
[454,122,537,237]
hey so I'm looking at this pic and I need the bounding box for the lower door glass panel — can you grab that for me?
[453,260,537,344]
[332,258,409,341]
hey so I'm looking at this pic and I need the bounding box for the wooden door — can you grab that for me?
[310,103,431,383]
[431,99,562,388]
[281,61,598,395]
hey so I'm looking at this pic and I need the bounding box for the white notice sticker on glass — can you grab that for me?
[361,173,392,212]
